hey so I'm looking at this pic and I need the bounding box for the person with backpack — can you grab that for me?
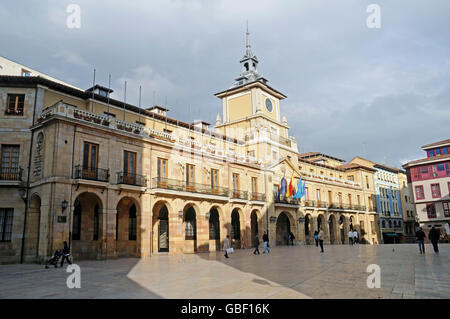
[318,228,325,253]
[60,241,72,267]
[352,229,359,244]
[428,226,440,254]
[253,235,260,255]
[262,231,270,254]
[415,227,426,254]
[224,235,231,258]
[348,229,354,245]
[313,230,319,247]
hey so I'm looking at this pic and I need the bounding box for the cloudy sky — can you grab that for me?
[1,0,449,167]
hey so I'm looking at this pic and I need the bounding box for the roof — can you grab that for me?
[402,153,450,168]
[214,79,287,99]
[298,152,345,163]
[86,84,113,93]
[0,75,244,145]
[421,139,450,150]
[297,157,345,172]
[147,105,169,112]
[374,163,402,173]
[338,163,376,172]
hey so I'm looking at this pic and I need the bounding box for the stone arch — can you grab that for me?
[152,200,173,253]
[250,209,262,246]
[349,215,355,231]
[276,211,295,245]
[71,192,103,259]
[208,206,221,251]
[24,193,41,262]
[116,196,140,257]
[183,203,199,253]
[328,214,337,244]
[230,207,244,249]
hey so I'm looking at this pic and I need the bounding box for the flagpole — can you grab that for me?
[106,74,111,116]
[123,80,127,121]
[91,68,96,112]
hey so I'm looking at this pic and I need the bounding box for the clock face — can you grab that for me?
[265,98,273,112]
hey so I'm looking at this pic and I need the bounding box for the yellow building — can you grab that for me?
[0,32,380,264]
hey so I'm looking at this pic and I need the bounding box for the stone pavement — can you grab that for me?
[0,244,448,299]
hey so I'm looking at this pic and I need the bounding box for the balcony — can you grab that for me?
[303,200,316,207]
[250,192,266,202]
[316,201,328,208]
[74,165,109,182]
[117,172,147,187]
[0,167,23,181]
[275,196,301,206]
[231,190,248,200]
[151,178,229,197]
[270,133,292,148]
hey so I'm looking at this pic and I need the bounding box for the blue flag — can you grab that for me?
[293,177,306,199]
[280,177,286,197]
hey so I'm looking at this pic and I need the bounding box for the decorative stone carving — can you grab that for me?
[33,132,44,177]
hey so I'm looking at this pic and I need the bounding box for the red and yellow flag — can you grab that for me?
[286,175,294,198]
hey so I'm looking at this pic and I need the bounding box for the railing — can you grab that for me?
[0,167,23,181]
[275,196,301,206]
[303,200,316,207]
[300,171,362,189]
[117,172,147,187]
[270,133,292,147]
[151,178,229,197]
[316,201,328,208]
[231,190,248,200]
[74,165,109,182]
[250,192,266,201]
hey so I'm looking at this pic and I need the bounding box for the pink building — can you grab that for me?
[403,139,450,241]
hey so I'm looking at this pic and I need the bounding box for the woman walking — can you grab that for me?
[318,228,324,253]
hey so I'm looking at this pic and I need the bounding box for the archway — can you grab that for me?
[72,192,103,259]
[116,197,140,257]
[276,212,291,245]
[317,214,326,232]
[250,210,259,246]
[329,214,336,244]
[349,216,354,231]
[209,207,220,251]
[339,215,347,244]
[304,214,312,244]
[231,209,241,249]
[24,194,41,262]
[184,205,197,253]
[152,201,170,253]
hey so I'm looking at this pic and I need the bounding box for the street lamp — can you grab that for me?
[61,199,68,213]
[269,216,277,223]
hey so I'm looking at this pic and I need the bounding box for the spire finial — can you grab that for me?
[246,20,252,57]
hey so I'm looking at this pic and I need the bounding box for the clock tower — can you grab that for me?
[214,27,298,163]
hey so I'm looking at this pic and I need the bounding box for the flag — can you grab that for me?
[280,177,286,198]
[287,175,294,198]
[293,177,306,199]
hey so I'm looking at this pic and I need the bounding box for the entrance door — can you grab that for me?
[158,219,169,252]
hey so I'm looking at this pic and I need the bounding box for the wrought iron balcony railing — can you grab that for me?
[250,192,266,201]
[117,172,147,187]
[151,177,229,197]
[231,190,248,200]
[74,165,109,182]
[303,200,316,207]
[275,196,301,206]
[316,201,328,208]
[0,167,23,181]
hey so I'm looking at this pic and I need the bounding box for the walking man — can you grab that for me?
[263,231,270,254]
[224,235,231,258]
[284,232,290,246]
[428,226,440,254]
[352,229,358,245]
[348,229,354,245]
[289,231,295,246]
[416,227,426,254]
[60,241,72,267]
[314,230,319,247]
[253,235,260,255]
[318,227,324,253]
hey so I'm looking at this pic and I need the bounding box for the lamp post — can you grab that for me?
[61,199,68,213]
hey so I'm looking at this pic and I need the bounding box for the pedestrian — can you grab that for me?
[224,235,231,258]
[262,231,270,254]
[253,235,260,255]
[348,229,354,245]
[352,229,358,245]
[60,241,72,267]
[289,231,295,246]
[318,227,324,253]
[284,232,290,246]
[415,227,426,254]
[314,230,319,247]
[428,226,440,254]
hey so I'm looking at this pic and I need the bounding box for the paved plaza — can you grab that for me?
[0,244,449,299]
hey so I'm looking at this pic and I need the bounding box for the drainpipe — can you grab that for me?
[20,85,39,264]
[68,124,77,251]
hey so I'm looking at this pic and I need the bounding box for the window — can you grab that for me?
[163,128,172,134]
[431,183,441,198]
[83,142,98,170]
[123,151,136,180]
[232,173,239,197]
[442,148,448,155]
[365,176,369,189]
[1,145,20,180]
[436,164,445,172]
[251,177,257,199]
[185,208,196,240]
[316,189,321,201]
[443,202,450,218]
[104,112,116,118]
[211,169,219,192]
[186,164,195,189]
[248,150,255,157]
[273,184,279,200]
[22,69,31,76]
[328,191,332,204]
[426,203,436,219]
[348,175,354,181]
[348,194,352,206]
[357,195,361,207]
[5,94,25,115]
[428,150,433,157]
[128,204,137,240]
[0,208,13,242]
[382,220,386,228]
[157,158,167,182]
[415,185,424,200]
